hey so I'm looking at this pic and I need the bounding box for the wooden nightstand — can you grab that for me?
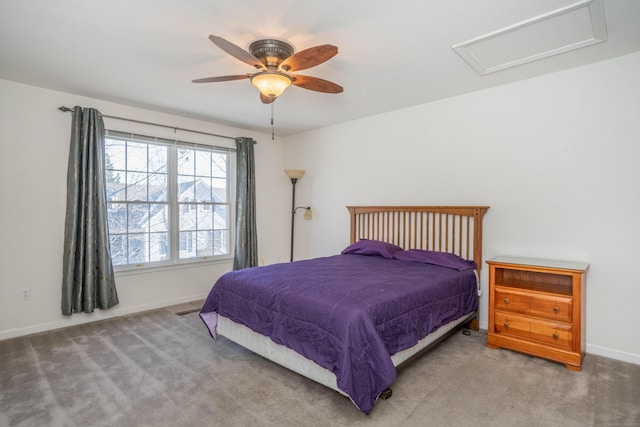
[486,256,589,371]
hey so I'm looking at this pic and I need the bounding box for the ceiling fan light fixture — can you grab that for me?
[250,72,293,98]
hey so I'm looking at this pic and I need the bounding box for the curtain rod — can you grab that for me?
[58,106,240,142]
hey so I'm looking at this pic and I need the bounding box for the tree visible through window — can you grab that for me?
[105,133,232,269]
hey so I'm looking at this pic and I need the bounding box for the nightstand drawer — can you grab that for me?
[530,295,573,322]
[495,290,529,314]
[494,312,530,339]
[530,319,572,350]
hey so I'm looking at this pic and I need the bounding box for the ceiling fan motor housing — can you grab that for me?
[249,39,294,69]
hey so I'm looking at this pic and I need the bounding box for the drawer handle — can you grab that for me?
[552,333,559,341]
[503,298,509,305]
[553,306,559,314]
[503,322,509,329]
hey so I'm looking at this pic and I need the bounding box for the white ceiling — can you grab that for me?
[1,0,639,137]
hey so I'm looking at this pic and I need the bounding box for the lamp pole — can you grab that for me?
[284,169,305,262]
[289,177,297,262]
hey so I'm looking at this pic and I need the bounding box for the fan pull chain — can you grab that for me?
[271,101,275,140]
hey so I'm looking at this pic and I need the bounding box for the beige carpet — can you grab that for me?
[1,302,639,427]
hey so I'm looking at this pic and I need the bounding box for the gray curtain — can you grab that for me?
[61,107,118,315]
[233,137,258,270]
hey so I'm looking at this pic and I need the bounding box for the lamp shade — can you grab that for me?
[251,72,293,98]
[284,169,305,180]
[304,207,312,220]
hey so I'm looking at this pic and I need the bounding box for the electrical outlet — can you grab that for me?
[20,288,31,301]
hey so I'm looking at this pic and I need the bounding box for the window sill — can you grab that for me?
[114,257,233,277]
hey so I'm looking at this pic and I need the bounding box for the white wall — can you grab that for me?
[284,52,640,365]
[0,79,290,339]
[2,52,639,365]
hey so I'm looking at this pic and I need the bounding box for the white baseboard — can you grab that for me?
[4,301,639,367]
[586,343,640,366]
[478,321,639,366]
[0,293,208,341]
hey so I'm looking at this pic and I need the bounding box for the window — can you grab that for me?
[105,132,234,269]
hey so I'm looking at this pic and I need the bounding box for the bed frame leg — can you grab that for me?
[467,317,479,331]
[380,388,393,400]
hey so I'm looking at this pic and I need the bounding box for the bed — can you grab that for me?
[200,205,489,414]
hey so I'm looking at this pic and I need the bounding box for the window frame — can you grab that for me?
[104,130,235,273]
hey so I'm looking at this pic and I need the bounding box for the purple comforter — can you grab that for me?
[200,254,478,414]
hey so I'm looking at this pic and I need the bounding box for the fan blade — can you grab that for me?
[279,45,338,72]
[192,74,251,83]
[291,75,343,93]
[260,93,276,104]
[209,35,265,70]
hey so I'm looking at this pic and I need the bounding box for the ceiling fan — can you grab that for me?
[193,35,343,104]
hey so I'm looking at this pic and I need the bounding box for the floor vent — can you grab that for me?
[169,301,204,316]
[176,308,200,316]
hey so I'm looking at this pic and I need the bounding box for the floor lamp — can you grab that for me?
[284,169,312,262]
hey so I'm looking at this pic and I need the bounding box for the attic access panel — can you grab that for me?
[453,0,607,75]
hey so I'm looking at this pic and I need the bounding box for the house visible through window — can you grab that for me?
[105,132,233,269]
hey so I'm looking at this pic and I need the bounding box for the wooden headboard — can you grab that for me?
[347,206,489,271]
